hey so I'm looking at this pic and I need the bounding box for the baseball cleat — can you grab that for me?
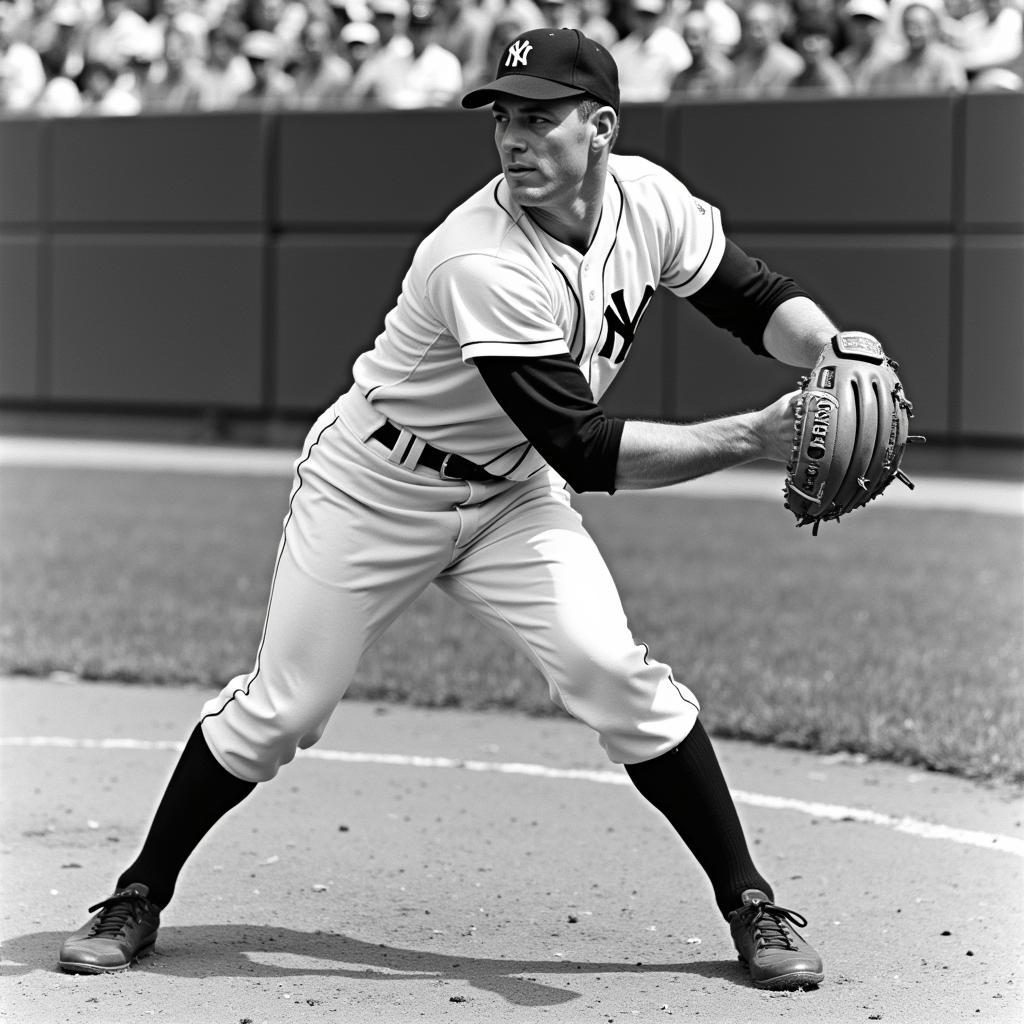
[58,883,161,974]
[728,889,824,990]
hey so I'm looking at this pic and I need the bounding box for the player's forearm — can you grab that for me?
[763,296,837,367]
[614,413,767,491]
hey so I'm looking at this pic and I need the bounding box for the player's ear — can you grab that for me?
[591,106,618,154]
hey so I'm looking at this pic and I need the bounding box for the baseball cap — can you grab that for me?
[843,0,888,19]
[461,28,620,111]
[408,2,435,27]
[370,0,408,16]
[241,30,280,60]
[340,20,380,45]
[632,0,667,13]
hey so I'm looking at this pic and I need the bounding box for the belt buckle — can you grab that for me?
[438,452,459,480]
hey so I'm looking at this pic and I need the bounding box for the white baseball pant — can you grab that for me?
[199,386,700,782]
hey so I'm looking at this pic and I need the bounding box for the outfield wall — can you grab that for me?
[1,93,1022,443]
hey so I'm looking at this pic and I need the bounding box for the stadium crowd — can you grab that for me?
[1,0,1021,115]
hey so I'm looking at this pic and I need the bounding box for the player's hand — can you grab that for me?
[754,389,802,464]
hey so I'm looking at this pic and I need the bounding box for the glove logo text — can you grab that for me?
[806,405,832,461]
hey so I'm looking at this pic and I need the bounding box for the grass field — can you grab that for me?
[1,465,1021,785]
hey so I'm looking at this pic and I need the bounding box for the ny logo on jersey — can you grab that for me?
[598,285,656,365]
[505,40,533,67]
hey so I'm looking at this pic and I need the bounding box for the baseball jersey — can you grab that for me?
[351,153,725,482]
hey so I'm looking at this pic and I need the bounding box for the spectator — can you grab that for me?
[835,0,889,91]
[867,1,966,91]
[462,10,522,90]
[874,0,945,62]
[347,0,411,103]
[23,0,81,66]
[354,1,461,107]
[35,51,83,111]
[139,18,203,108]
[1,4,46,109]
[533,0,581,30]
[81,0,160,75]
[579,0,620,49]
[234,26,297,105]
[479,0,545,34]
[788,9,851,90]
[784,0,843,51]
[730,0,803,95]
[670,0,741,55]
[149,0,211,63]
[433,0,491,87]
[290,15,350,106]
[611,0,691,102]
[33,0,84,113]
[368,0,411,57]
[197,18,253,108]
[77,55,141,111]
[243,0,308,51]
[669,7,735,94]
[337,15,378,94]
[949,0,1023,77]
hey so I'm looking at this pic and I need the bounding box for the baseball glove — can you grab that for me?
[783,331,925,535]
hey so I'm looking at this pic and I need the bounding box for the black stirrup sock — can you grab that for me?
[116,723,256,908]
[625,719,774,919]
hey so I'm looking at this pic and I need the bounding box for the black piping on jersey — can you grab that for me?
[661,203,720,293]
[550,262,584,363]
[492,178,513,223]
[199,415,340,732]
[475,436,533,474]
[586,174,626,386]
[460,336,563,356]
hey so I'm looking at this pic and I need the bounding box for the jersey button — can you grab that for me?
[589,290,596,300]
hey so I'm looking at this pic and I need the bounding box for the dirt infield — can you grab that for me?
[1,677,1021,1024]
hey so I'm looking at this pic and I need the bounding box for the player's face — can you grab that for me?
[492,97,597,212]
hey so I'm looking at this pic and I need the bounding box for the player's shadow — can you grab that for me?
[1,925,749,1005]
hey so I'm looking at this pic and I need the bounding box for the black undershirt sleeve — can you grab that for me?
[475,240,806,491]
[687,238,810,356]
[475,353,625,494]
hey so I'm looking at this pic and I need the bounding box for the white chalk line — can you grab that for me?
[1,436,1020,515]
[3,736,1021,859]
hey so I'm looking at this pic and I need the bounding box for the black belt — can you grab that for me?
[370,421,502,482]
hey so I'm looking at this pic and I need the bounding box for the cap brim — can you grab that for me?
[461,75,587,109]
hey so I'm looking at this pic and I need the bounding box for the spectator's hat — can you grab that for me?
[408,2,435,27]
[462,27,619,110]
[843,0,887,19]
[370,0,408,17]
[124,22,164,63]
[52,0,82,27]
[340,20,380,45]
[632,0,667,13]
[971,67,1024,91]
[340,0,371,16]
[241,29,281,60]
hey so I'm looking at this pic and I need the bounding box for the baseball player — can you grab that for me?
[60,28,834,991]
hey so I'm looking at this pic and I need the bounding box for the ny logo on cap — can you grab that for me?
[505,39,533,67]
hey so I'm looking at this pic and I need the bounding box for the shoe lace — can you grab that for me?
[87,891,151,939]
[738,900,809,952]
